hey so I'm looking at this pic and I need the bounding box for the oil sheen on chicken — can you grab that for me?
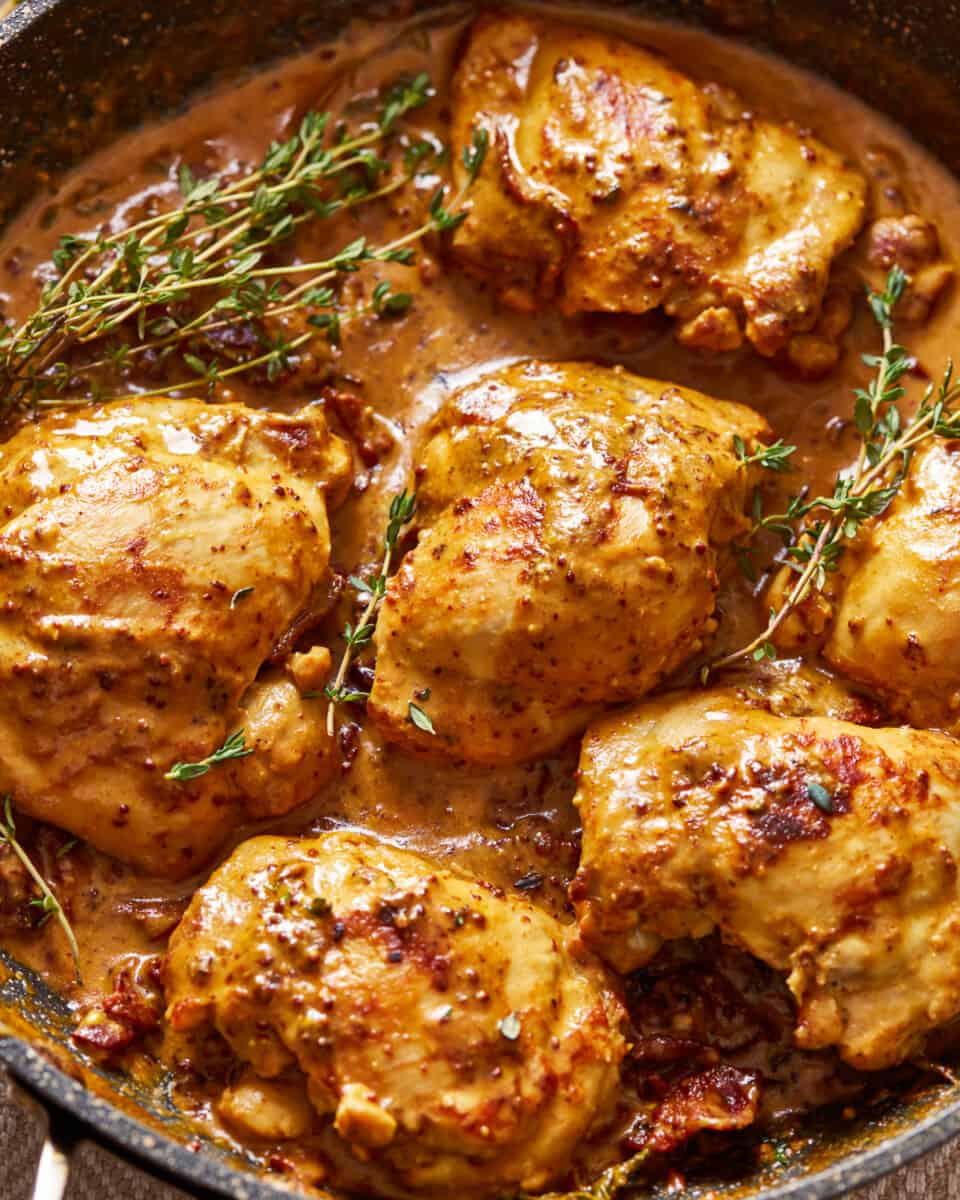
[163,830,626,1198]
[571,681,960,1071]
[0,398,350,877]
[368,359,770,763]
[451,12,867,357]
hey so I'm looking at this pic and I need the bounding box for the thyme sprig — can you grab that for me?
[710,265,960,675]
[164,729,252,783]
[0,77,488,414]
[325,489,417,734]
[0,796,81,983]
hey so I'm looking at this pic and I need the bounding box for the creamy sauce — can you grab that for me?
[0,2,958,1189]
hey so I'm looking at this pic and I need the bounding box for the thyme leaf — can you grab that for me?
[732,434,797,473]
[408,701,436,735]
[0,796,81,983]
[164,729,253,782]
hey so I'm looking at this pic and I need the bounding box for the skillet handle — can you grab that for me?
[0,1067,195,1199]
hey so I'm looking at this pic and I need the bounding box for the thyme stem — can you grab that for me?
[0,796,81,984]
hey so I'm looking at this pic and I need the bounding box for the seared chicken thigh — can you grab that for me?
[451,13,867,357]
[820,439,960,731]
[0,399,350,877]
[164,830,626,1199]
[368,360,769,763]
[572,683,960,1070]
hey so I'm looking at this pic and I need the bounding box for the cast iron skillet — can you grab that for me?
[1,1,960,1196]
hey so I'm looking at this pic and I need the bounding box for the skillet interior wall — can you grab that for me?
[2,0,960,228]
[2,1,960,1199]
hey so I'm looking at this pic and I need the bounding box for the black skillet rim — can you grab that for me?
[5,1036,960,1199]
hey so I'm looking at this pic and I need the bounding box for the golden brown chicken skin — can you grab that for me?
[0,398,350,877]
[572,681,960,1071]
[163,830,626,1199]
[450,13,866,359]
[368,359,769,763]
[818,439,960,731]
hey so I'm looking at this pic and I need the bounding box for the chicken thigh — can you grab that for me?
[163,830,626,1199]
[451,13,867,358]
[572,681,960,1070]
[368,359,770,763]
[0,398,350,877]
[821,438,960,731]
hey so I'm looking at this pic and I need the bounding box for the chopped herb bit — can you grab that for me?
[309,896,333,918]
[497,1011,522,1041]
[766,1138,793,1168]
[55,838,79,859]
[323,684,370,706]
[807,781,834,814]
[462,126,490,182]
[408,701,436,735]
[751,641,777,663]
[513,871,545,892]
[164,729,253,782]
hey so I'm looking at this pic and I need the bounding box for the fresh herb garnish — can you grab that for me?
[325,489,417,734]
[807,781,834,814]
[0,84,488,416]
[0,796,81,982]
[513,870,545,892]
[164,729,253,782]
[709,266,960,675]
[408,700,436,735]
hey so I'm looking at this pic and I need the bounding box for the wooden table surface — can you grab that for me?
[853,1139,958,1199]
